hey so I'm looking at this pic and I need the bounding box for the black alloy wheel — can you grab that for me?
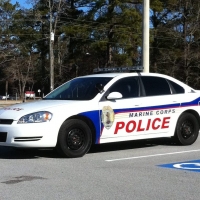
[56,119,92,158]
[175,113,199,145]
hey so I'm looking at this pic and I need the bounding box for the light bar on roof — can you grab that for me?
[93,66,143,73]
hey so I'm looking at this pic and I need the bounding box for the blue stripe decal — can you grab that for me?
[181,97,200,107]
[80,110,101,144]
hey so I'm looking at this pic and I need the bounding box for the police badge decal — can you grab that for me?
[101,106,115,129]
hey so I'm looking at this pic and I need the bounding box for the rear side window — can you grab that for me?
[168,80,185,94]
[141,76,171,96]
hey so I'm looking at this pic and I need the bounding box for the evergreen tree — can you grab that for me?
[150,0,200,88]
[84,0,142,68]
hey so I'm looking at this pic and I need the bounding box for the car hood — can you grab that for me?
[0,100,86,120]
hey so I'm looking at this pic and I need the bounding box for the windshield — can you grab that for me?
[44,77,112,100]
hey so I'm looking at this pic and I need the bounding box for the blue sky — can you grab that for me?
[11,0,32,8]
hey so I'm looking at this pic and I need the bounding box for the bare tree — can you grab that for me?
[2,53,37,99]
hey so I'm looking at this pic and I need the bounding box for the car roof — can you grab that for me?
[78,67,178,81]
[78,72,194,90]
[79,72,177,79]
[79,73,138,78]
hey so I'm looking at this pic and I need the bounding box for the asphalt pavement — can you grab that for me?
[0,137,200,200]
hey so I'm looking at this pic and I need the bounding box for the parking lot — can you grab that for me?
[0,137,200,200]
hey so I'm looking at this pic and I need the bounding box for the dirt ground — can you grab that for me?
[0,99,38,107]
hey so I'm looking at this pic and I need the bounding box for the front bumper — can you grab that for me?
[0,121,58,148]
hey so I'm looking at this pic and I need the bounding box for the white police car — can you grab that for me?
[0,67,200,158]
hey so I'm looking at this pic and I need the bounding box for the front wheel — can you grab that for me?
[174,113,199,145]
[56,119,92,158]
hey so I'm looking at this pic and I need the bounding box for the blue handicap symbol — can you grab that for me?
[158,159,200,172]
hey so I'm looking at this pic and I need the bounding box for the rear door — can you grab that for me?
[138,76,182,137]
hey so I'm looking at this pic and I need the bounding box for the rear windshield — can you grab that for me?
[44,77,112,100]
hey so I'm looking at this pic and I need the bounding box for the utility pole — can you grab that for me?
[49,0,54,91]
[5,80,8,100]
[142,0,150,73]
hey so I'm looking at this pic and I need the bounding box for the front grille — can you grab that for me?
[0,132,7,142]
[0,119,13,125]
[14,136,43,142]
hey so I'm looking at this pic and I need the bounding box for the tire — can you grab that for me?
[56,119,92,158]
[174,113,199,145]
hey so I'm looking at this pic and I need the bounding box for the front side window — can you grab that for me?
[108,77,139,98]
[44,77,112,100]
[141,76,171,96]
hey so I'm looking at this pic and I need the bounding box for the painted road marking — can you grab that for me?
[173,163,200,170]
[105,149,200,162]
[159,160,200,172]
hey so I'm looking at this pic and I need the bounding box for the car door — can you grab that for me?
[137,75,182,137]
[98,76,144,143]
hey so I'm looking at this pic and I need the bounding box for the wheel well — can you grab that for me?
[68,115,96,144]
[181,110,200,127]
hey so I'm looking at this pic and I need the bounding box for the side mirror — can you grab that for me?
[107,92,122,100]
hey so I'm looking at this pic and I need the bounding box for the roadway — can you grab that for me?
[0,137,200,200]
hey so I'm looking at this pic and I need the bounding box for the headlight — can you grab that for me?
[18,111,53,124]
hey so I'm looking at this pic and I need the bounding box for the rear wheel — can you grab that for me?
[56,119,92,158]
[175,113,199,145]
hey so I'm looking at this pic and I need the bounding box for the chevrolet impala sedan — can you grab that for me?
[0,67,200,158]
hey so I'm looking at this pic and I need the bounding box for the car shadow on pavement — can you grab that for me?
[0,138,176,159]
[88,137,175,154]
[0,147,59,159]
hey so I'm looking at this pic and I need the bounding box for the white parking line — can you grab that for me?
[105,149,200,162]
